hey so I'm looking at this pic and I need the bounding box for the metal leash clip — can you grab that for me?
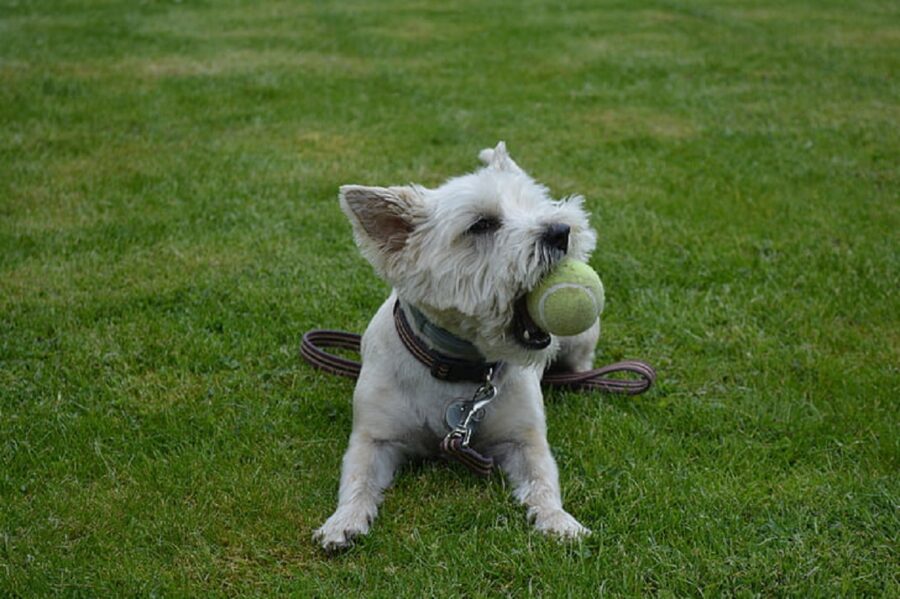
[453,368,497,446]
[440,368,498,476]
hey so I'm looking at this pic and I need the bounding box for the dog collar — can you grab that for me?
[393,300,500,383]
[403,302,485,361]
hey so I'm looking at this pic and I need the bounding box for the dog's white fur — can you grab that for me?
[314,143,599,551]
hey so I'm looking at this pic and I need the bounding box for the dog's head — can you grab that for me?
[339,142,596,365]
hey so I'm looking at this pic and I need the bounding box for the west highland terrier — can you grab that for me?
[314,142,599,551]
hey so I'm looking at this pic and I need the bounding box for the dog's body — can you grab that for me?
[315,144,599,551]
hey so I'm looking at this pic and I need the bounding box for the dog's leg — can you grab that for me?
[314,432,402,552]
[495,435,591,539]
[551,319,600,373]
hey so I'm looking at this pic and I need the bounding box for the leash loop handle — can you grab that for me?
[300,330,362,379]
[541,360,656,395]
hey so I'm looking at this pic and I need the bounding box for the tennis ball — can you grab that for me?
[526,259,604,336]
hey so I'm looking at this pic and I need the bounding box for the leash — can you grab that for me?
[300,330,656,394]
[300,303,656,476]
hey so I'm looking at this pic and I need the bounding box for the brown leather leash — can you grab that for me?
[301,303,655,476]
[300,303,656,394]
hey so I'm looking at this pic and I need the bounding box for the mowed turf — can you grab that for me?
[1,0,898,595]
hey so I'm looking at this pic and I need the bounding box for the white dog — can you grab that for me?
[314,143,599,551]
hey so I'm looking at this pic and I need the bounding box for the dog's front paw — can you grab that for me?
[532,509,591,540]
[313,508,372,553]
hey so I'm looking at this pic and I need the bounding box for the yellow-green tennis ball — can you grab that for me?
[526,259,604,336]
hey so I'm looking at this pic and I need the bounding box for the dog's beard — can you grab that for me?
[409,245,568,366]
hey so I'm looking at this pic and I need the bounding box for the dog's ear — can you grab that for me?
[478,141,524,174]
[339,185,425,265]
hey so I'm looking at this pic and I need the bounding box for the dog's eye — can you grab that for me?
[467,216,501,235]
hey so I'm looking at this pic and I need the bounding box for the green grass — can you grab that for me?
[1,0,898,595]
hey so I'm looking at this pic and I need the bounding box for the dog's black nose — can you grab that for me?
[542,223,570,253]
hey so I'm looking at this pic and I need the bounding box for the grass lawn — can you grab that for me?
[1,0,898,595]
